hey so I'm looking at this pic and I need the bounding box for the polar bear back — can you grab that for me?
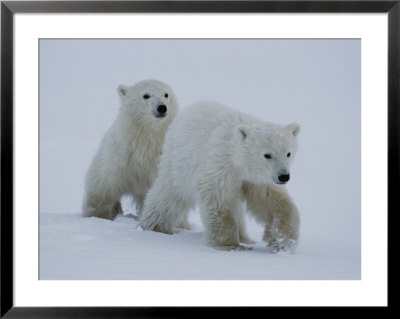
[160,101,254,194]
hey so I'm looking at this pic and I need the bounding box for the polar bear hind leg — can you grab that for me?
[139,175,194,234]
[176,214,191,230]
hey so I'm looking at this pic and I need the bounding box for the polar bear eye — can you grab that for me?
[287,152,291,158]
[264,153,272,159]
[164,93,168,98]
[143,94,150,99]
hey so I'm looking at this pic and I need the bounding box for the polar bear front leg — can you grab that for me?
[200,196,251,251]
[83,191,122,220]
[112,201,123,216]
[243,182,300,252]
[265,185,299,253]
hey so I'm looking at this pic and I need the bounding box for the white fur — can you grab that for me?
[139,101,300,252]
[82,79,178,220]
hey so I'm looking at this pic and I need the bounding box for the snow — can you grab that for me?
[40,208,360,280]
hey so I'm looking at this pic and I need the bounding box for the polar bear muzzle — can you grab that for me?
[155,104,167,118]
[278,173,290,183]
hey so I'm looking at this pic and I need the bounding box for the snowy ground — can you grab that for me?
[40,206,360,280]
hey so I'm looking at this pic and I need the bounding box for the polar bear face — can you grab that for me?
[117,79,178,128]
[238,123,300,185]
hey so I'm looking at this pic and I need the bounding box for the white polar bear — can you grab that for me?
[139,101,300,252]
[82,79,178,220]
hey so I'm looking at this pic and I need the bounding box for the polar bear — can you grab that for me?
[82,79,178,220]
[139,101,300,252]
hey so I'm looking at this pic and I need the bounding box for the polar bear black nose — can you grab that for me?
[278,174,290,182]
[157,105,167,114]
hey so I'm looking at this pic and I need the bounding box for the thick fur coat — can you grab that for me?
[82,80,178,220]
[139,101,300,252]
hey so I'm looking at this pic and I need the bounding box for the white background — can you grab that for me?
[14,13,387,306]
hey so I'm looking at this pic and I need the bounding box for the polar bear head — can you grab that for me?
[236,122,300,185]
[117,79,178,129]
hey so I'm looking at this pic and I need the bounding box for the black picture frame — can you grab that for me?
[1,1,397,317]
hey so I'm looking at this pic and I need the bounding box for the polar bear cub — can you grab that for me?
[82,79,178,220]
[139,101,300,252]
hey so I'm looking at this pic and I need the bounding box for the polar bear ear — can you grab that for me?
[117,85,129,98]
[287,123,300,137]
[237,124,252,141]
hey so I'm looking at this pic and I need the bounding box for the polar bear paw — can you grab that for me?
[270,235,297,254]
[265,225,298,253]
[213,244,253,251]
